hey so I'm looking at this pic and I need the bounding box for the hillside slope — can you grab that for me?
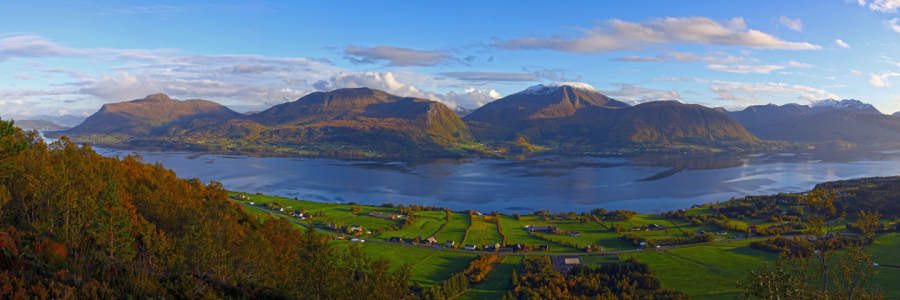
[49,93,243,137]
[761,110,900,143]
[465,83,760,149]
[726,100,898,144]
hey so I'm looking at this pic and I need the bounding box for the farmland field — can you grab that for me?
[370,211,446,240]
[464,215,504,247]
[458,255,524,300]
[619,251,745,300]
[433,212,470,245]
[356,242,478,286]
[666,245,778,272]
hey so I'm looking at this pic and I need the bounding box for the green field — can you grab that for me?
[869,267,900,299]
[516,216,599,249]
[464,215,504,246]
[230,193,404,231]
[553,220,635,251]
[497,216,576,253]
[371,211,446,240]
[867,232,900,299]
[458,255,523,300]
[355,242,478,286]
[666,245,778,272]
[433,212,470,245]
[229,192,900,298]
[619,251,745,300]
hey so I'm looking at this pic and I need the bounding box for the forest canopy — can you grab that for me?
[0,118,411,299]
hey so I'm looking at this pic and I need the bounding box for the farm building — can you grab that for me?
[528,226,558,233]
[368,211,398,220]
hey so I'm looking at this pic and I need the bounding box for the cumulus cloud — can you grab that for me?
[707,64,785,74]
[493,17,821,54]
[869,72,900,88]
[851,69,864,76]
[597,83,681,104]
[312,71,501,110]
[835,39,851,48]
[777,16,804,31]
[611,51,746,64]
[886,19,900,33]
[864,0,900,12]
[343,45,453,67]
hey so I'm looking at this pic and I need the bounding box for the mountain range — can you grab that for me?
[464,83,760,149]
[10,119,69,130]
[50,89,471,156]
[724,99,900,144]
[4,114,86,127]
[46,83,900,157]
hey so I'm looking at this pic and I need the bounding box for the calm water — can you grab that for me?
[82,146,900,214]
[38,131,900,214]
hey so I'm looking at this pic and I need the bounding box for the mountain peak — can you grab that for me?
[810,99,876,111]
[141,93,174,102]
[519,82,597,95]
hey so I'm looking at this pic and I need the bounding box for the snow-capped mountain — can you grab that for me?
[810,99,882,115]
[518,82,597,95]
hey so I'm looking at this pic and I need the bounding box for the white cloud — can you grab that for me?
[312,71,501,110]
[494,17,820,54]
[886,19,900,34]
[851,69,864,76]
[868,0,900,12]
[777,16,804,31]
[786,61,814,68]
[343,45,454,67]
[654,76,695,82]
[699,79,838,105]
[707,64,785,74]
[0,35,90,58]
[835,39,851,48]
[869,72,900,88]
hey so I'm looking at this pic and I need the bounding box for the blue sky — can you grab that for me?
[3,0,900,117]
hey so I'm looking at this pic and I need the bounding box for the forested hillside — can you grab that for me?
[0,119,411,299]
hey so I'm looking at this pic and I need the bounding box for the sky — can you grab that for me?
[3,0,900,117]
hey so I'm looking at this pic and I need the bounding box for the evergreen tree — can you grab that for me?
[88,177,135,272]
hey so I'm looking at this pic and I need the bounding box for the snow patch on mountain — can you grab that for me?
[519,82,597,95]
[810,99,874,111]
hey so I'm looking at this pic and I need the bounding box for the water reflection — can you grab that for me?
[35,131,900,214]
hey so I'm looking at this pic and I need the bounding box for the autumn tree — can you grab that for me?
[737,188,884,300]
